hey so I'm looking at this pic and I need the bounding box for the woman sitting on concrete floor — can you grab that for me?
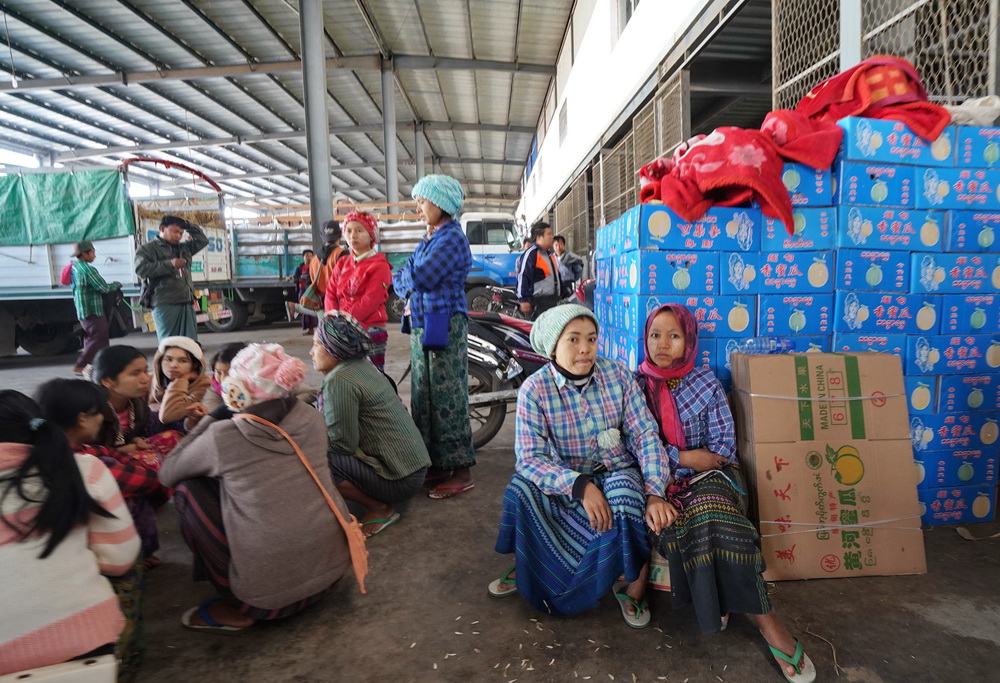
[489,304,678,627]
[636,304,815,683]
[0,390,140,676]
[160,343,362,633]
[148,335,211,432]
[311,314,430,537]
[37,378,169,568]
[92,345,184,471]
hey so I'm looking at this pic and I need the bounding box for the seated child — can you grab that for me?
[202,342,248,414]
[149,336,211,430]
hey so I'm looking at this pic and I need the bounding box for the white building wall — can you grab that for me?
[518,0,704,223]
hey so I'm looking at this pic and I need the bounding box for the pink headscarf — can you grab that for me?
[636,304,699,450]
[344,211,379,245]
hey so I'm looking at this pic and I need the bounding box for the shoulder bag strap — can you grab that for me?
[233,412,368,594]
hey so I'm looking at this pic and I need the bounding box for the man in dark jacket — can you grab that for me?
[135,215,209,342]
[514,221,562,319]
[553,235,585,297]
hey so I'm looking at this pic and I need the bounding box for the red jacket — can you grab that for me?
[324,251,392,328]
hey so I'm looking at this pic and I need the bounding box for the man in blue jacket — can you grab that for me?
[515,221,562,319]
[134,215,209,342]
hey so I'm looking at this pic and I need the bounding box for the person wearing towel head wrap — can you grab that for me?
[323,211,392,371]
[391,174,476,500]
[311,316,430,538]
[490,304,677,628]
[159,343,352,633]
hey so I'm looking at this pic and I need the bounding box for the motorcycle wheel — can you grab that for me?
[468,362,509,450]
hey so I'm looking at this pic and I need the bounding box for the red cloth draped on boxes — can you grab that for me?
[796,55,950,142]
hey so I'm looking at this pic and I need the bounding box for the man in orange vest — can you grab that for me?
[515,221,562,320]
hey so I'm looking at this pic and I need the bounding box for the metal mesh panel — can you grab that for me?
[598,147,621,226]
[633,98,658,171]
[554,172,593,257]
[862,0,995,104]
[772,0,841,109]
[657,70,691,157]
[774,0,997,110]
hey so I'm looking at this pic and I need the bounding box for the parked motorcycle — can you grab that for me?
[466,312,548,448]
[485,285,526,319]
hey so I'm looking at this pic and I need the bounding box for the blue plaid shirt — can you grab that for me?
[392,220,471,327]
[635,365,737,480]
[515,357,671,498]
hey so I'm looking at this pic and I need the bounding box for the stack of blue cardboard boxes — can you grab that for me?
[592,115,999,526]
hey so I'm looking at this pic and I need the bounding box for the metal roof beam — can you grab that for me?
[392,55,555,75]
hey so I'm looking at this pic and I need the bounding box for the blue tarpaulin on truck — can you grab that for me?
[0,169,135,245]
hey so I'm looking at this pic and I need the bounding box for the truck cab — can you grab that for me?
[460,212,521,313]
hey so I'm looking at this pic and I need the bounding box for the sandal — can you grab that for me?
[487,567,518,597]
[720,613,730,632]
[180,599,249,635]
[613,582,650,629]
[769,638,816,683]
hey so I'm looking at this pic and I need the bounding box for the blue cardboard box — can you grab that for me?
[833,332,907,357]
[835,292,942,334]
[595,258,613,291]
[918,485,996,525]
[609,329,644,371]
[781,162,833,206]
[754,251,835,293]
[915,167,1000,210]
[905,334,999,375]
[838,117,955,166]
[914,447,998,488]
[757,294,834,335]
[910,413,996,453]
[938,373,1000,413]
[910,252,998,295]
[835,248,910,292]
[762,208,836,252]
[836,162,915,208]
[720,252,761,295]
[612,250,719,295]
[618,294,757,339]
[955,125,1000,168]
[836,205,946,251]
[635,204,761,252]
[945,211,1000,251]
[942,293,1000,334]
[904,375,939,414]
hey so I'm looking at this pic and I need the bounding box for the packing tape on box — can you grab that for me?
[758,515,922,537]
[732,388,903,401]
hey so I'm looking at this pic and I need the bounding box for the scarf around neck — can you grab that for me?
[637,304,699,450]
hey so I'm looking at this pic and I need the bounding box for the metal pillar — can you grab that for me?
[299,0,333,249]
[991,0,999,96]
[415,123,426,181]
[382,59,399,204]
[840,0,863,71]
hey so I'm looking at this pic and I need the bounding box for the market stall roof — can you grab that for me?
[0,0,575,208]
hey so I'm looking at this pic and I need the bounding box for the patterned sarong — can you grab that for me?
[495,468,650,616]
[650,465,771,633]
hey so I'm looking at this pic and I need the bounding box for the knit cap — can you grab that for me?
[157,336,204,364]
[412,174,464,218]
[317,314,372,361]
[222,343,306,410]
[529,304,599,358]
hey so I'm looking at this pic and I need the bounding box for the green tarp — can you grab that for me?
[0,169,135,245]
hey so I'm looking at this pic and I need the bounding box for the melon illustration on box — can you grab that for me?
[992,258,1000,289]
[987,340,1000,368]
[972,492,992,519]
[648,211,671,241]
[968,387,985,409]
[979,226,995,248]
[982,418,998,445]
[826,444,864,486]
[870,180,889,203]
[865,264,883,287]
[807,256,829,287]
[930,132,952,161]
[910,382,932,411]
[920,217,941,247]
[782,167,801,191]
[916,302,937,331]
[914,460,925,485]
[971,308,987,330]
[958,462,975,482]
[727,301,750,333]
[788,308,807,333]
[672,264,691,290]
[985,141,1000,166]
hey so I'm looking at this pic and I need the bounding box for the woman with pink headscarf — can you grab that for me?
[323,211,393,371]
[160,343,354,633]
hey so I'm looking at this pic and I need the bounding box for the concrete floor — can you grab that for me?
[2,323,999,682]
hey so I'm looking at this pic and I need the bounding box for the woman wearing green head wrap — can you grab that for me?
[391,174,476,499]
[311,315,431,537]
[489,304,678,628]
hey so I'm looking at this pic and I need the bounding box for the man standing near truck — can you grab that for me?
[70,240,122,376]
[135,215,209,342]
[552,235,584,297]
[515,221,561,319]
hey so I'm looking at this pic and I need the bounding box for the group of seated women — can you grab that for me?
[1,288,813,683]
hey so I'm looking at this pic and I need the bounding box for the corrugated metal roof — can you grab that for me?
[0,0,573,208]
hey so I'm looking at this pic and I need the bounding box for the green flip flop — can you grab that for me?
[487,567,518,597]
[768,638,816,683]
[361,512,400,538]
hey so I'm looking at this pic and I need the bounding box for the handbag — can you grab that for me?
[421,312,451,349]
[233,413,369,594]
[138,278,156,309]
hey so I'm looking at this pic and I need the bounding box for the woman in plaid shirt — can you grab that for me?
[637,304,815,683]
[491,305,678,626]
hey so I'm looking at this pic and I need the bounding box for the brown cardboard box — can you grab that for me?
[733,352,926,581]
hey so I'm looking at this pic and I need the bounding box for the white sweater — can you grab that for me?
[0,445,140,675]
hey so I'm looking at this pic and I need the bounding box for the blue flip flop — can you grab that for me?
[181,598,248,634]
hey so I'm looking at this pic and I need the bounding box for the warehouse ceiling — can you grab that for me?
[0,0,575,209]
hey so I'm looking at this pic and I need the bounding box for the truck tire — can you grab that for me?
[17,322,79,356]
[386,290,405,323]
[204,299,249,333]
[466,286,492,314]
[468,362,508,450]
